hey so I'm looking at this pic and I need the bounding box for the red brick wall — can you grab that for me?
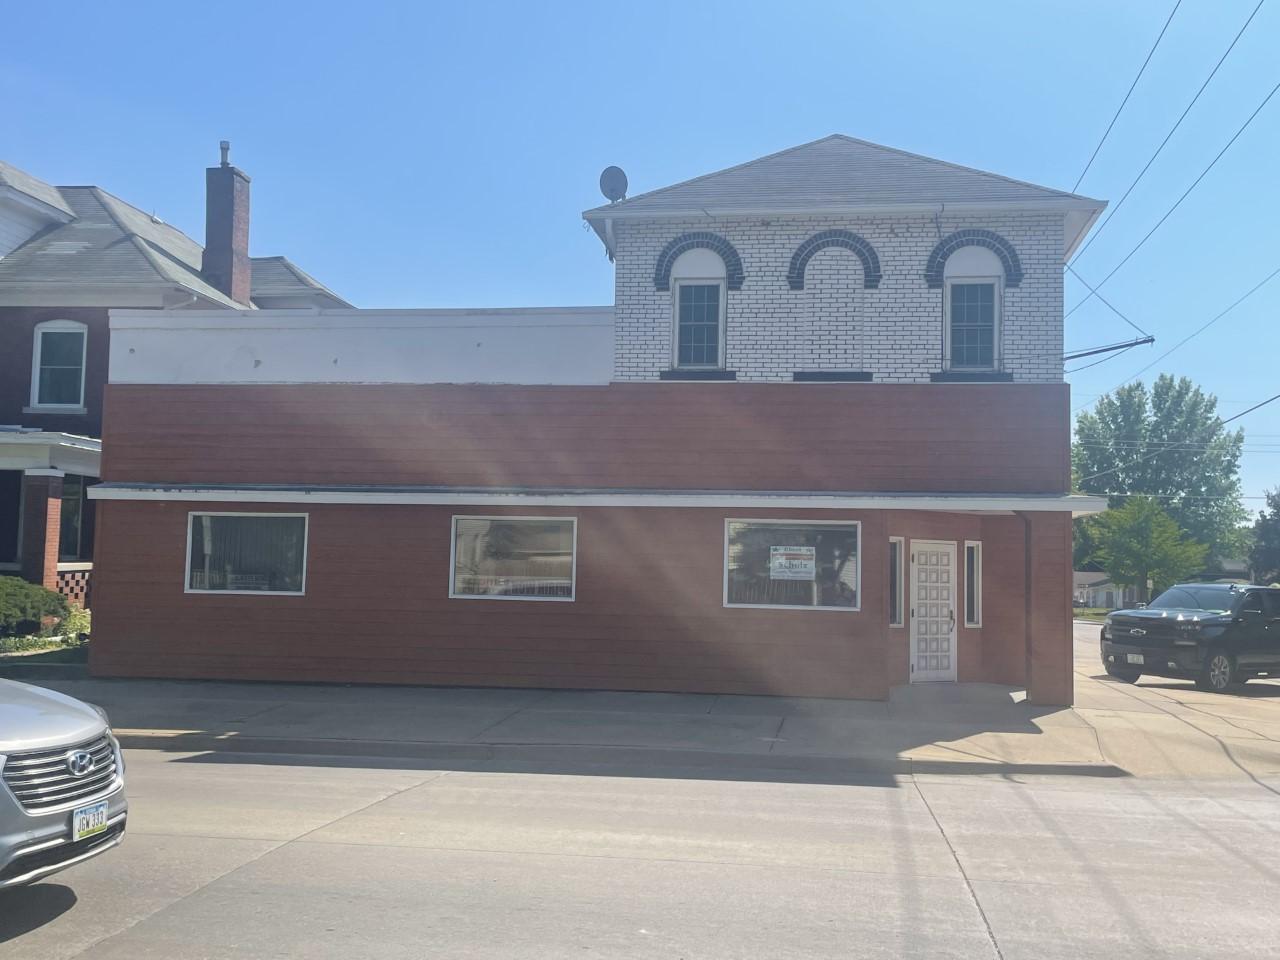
[100,382,1071,493]
[89,500,1065,700]
[0,307,109,437]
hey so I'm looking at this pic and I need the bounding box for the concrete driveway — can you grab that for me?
[3,622,1280,959]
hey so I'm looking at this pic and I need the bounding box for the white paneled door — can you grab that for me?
[910,540,957,682]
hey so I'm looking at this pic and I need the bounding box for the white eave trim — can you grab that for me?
[88,485,1107,516]
[582,197,1105,222]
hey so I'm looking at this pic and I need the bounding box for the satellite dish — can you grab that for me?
[599,166,628,203]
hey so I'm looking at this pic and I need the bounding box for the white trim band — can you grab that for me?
[88,485,1107,516]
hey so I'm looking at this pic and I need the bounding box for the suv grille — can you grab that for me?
[2,735,119,813]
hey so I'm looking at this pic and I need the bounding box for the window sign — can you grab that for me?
[769,546,816,581]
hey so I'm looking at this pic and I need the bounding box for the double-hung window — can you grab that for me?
[946,280,999,370]
[186,513,308,595]
[675,281,724,368]
[30,320,88,410]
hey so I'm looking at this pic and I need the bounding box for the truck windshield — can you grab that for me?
[1148,587,1232,613]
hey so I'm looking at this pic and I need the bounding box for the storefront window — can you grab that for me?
[724,520,860,610]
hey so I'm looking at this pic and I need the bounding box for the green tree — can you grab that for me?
[1074,375,1246,563]
[1250,489,1280,584]
[1093,497,1208,602]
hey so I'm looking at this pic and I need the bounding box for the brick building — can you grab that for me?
[0,147,347,604]
[87,136,1105,703]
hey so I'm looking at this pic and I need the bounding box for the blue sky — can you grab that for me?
[3,0,1277,507]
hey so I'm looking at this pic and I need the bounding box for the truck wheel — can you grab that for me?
[1196,650,1236,693]
[1104,665,1141,683]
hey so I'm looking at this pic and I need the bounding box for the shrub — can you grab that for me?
[0,576,70,638]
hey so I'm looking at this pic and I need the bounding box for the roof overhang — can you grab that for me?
[0,282,230,309]
[0,431,101,477]
[584,199,1108,262]
[89,484,1107,516]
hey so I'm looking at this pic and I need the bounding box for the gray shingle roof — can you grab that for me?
[250,255,351,307]
[0,186,238,306]
[583,135,1103,219]
[0,159,74,217]
[0,163,348,308]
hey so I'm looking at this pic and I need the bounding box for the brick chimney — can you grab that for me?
[201,140,252,305]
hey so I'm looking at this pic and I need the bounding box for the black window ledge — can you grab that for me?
[930,370,1014,383]
[792,371,873,382]
[659,369,737,381]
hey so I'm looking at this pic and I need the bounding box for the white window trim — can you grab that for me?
[183,511,309,596]
[943,276,1002,371]
[722,518,861,612]
[889,536,905,627]
[964,540,983,627]
[29,319,89,411]
[448,515,578,603]
[671,278,727,370]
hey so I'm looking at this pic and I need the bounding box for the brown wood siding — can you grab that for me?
[88,500,1066,700]
[100,382,1070,493]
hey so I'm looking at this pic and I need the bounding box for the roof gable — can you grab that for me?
[584,135,1103,219]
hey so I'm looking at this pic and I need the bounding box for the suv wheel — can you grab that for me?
[1196,649,1236,693]
[1105,665,1141,683]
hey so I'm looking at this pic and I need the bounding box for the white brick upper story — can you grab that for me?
[585,136,1105,385]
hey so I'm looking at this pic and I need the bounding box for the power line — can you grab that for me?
[1078,393,1279,484]
[1072,0,1183,192]
[1117,262,1280,384]
[1066,344,1140,374]
[1065,265,1150,336]
[1222,392,1280,425]
[1071,0,1267,263]
[1071,261,1280,415]
[1065,76,1280,321]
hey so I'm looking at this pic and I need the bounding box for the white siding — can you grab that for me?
[108,307,615,385]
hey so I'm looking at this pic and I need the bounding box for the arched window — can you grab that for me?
[942,247,1004,372]
[669,247,728,370]
[30,319,88,410]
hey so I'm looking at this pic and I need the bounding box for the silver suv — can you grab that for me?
[0,679,127,888]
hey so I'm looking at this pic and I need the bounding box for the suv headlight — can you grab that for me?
[1102,623,1112,639]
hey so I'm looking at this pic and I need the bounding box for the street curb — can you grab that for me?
[0,662,89,680]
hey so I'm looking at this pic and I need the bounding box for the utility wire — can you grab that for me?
[1065,264,1151,336]
[1066,344,1140,374]
[1071,0,1267,262]
[1078,393,1279,484]
[1072,0,1183,192]
[1065,76,1280,321]
[1117,262,1280,384]
[1071,262,1280,415]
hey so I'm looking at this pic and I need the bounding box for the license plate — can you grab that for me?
[1127,653,1144,665]
[72,800,109,842]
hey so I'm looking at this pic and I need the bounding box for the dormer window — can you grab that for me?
[29,319,88,411]
[670,248,727,369]
[942,247,1004,372]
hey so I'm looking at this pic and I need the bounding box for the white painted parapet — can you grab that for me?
[108,307,615,385]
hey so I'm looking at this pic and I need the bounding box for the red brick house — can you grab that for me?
[0,147,347,604]
[87,136,1105,703]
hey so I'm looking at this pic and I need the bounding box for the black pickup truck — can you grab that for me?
[1100,583,1280,692]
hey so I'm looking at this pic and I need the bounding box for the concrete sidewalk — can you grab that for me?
[15,622,1280,784]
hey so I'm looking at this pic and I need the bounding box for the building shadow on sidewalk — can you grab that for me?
[125,680,1131,788]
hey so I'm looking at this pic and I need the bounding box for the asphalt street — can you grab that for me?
[3,622,1280,959]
